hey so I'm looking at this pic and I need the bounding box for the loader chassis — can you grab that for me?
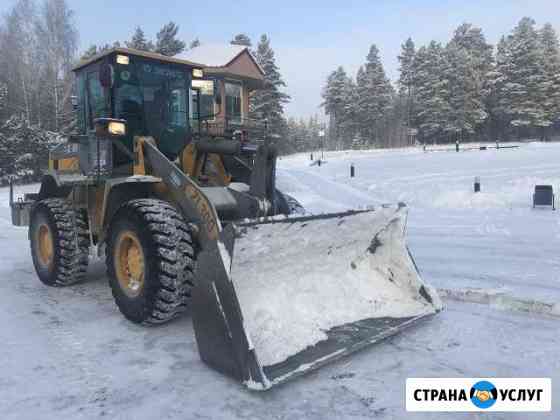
[10,47,442,390]
[12,48,280,313]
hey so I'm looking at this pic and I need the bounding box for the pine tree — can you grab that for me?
[449,23,493,140]
[500,18,547,133]
[357,45,394,145]
[0,115,60,180]
[398,37,416,140]
[413,41,451,142]
[485,36,511,139]
[284,115,325,153]
[81,45,98,60]
[444,41,487,139]
[451,23,493,76]
[231,34,252,47]
[539,23,560,138]
[285,117,298,152]
[321,67,351,148]
[155,22,186,56]
[126,26,154,52]
[307,115,322,151]
[342,77,360,148]
[189,38,200,49]
[398,38,416,96]
[80,42,119,60]
[297,118,309,151]
[250,35,290,137]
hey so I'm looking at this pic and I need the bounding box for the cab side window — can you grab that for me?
[86,72,108,129]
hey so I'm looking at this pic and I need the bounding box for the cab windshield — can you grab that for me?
[113,59,189,159]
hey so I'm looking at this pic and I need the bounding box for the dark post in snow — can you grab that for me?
[9,176,14,206]
[350,163,355,178]
[310,153,313,161]
[474,176,481,193]
[318,159,321,167]
[456,140,459,152]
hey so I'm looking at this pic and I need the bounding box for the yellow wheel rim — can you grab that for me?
[37,224,54,268]
[114,230,145,298]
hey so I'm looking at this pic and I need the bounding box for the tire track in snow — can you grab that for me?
[277,167,378,213]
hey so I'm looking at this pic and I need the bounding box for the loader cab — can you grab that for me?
[73,48,207,162]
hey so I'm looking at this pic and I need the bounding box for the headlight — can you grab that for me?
[108,121,126,136]
[116,54,130,65]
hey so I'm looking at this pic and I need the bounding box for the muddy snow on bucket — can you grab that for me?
[231,205,442,376]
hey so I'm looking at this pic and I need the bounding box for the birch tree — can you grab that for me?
[35,0,78,131]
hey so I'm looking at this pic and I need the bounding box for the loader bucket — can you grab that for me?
[191,204,442,390]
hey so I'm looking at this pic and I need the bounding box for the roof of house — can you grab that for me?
[179,44,265,76]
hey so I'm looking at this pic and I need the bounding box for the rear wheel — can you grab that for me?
[106,199,195,324]
[29,198,90,286]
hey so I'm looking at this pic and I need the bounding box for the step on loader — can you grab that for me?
[10,47,442,390]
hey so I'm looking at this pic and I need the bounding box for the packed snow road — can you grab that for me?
[1,142,559,419]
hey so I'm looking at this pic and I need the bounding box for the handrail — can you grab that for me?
[191,117,279,144]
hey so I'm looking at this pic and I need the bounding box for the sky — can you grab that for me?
[3,0,560,119]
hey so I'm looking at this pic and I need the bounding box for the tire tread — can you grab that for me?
[31,198,89,286]
[106,199,195,324]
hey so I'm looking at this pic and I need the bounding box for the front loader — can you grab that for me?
[10,47,442,390]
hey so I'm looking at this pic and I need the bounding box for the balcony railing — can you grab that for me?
[191,117,274,144]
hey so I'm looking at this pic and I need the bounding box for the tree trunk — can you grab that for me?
[21,77,31,123]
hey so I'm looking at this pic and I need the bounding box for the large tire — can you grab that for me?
[29,198,90,286]
[106,199,195,324]
[274,190,305,216]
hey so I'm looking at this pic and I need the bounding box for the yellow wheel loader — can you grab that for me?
[10,48,441,390]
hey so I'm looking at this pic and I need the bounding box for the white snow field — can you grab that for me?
[1,142,559,419]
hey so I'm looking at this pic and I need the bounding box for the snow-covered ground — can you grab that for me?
[278,142,560,309]
[1,142,559,419]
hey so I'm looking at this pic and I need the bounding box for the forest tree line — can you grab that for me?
[320,18,560,150]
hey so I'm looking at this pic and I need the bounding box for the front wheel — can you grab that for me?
[274,190,305,216]
[106,199,195,324]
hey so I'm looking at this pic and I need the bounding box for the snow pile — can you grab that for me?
[231,207,441,366]
[179,44,247,67]
[439,287,560,318]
